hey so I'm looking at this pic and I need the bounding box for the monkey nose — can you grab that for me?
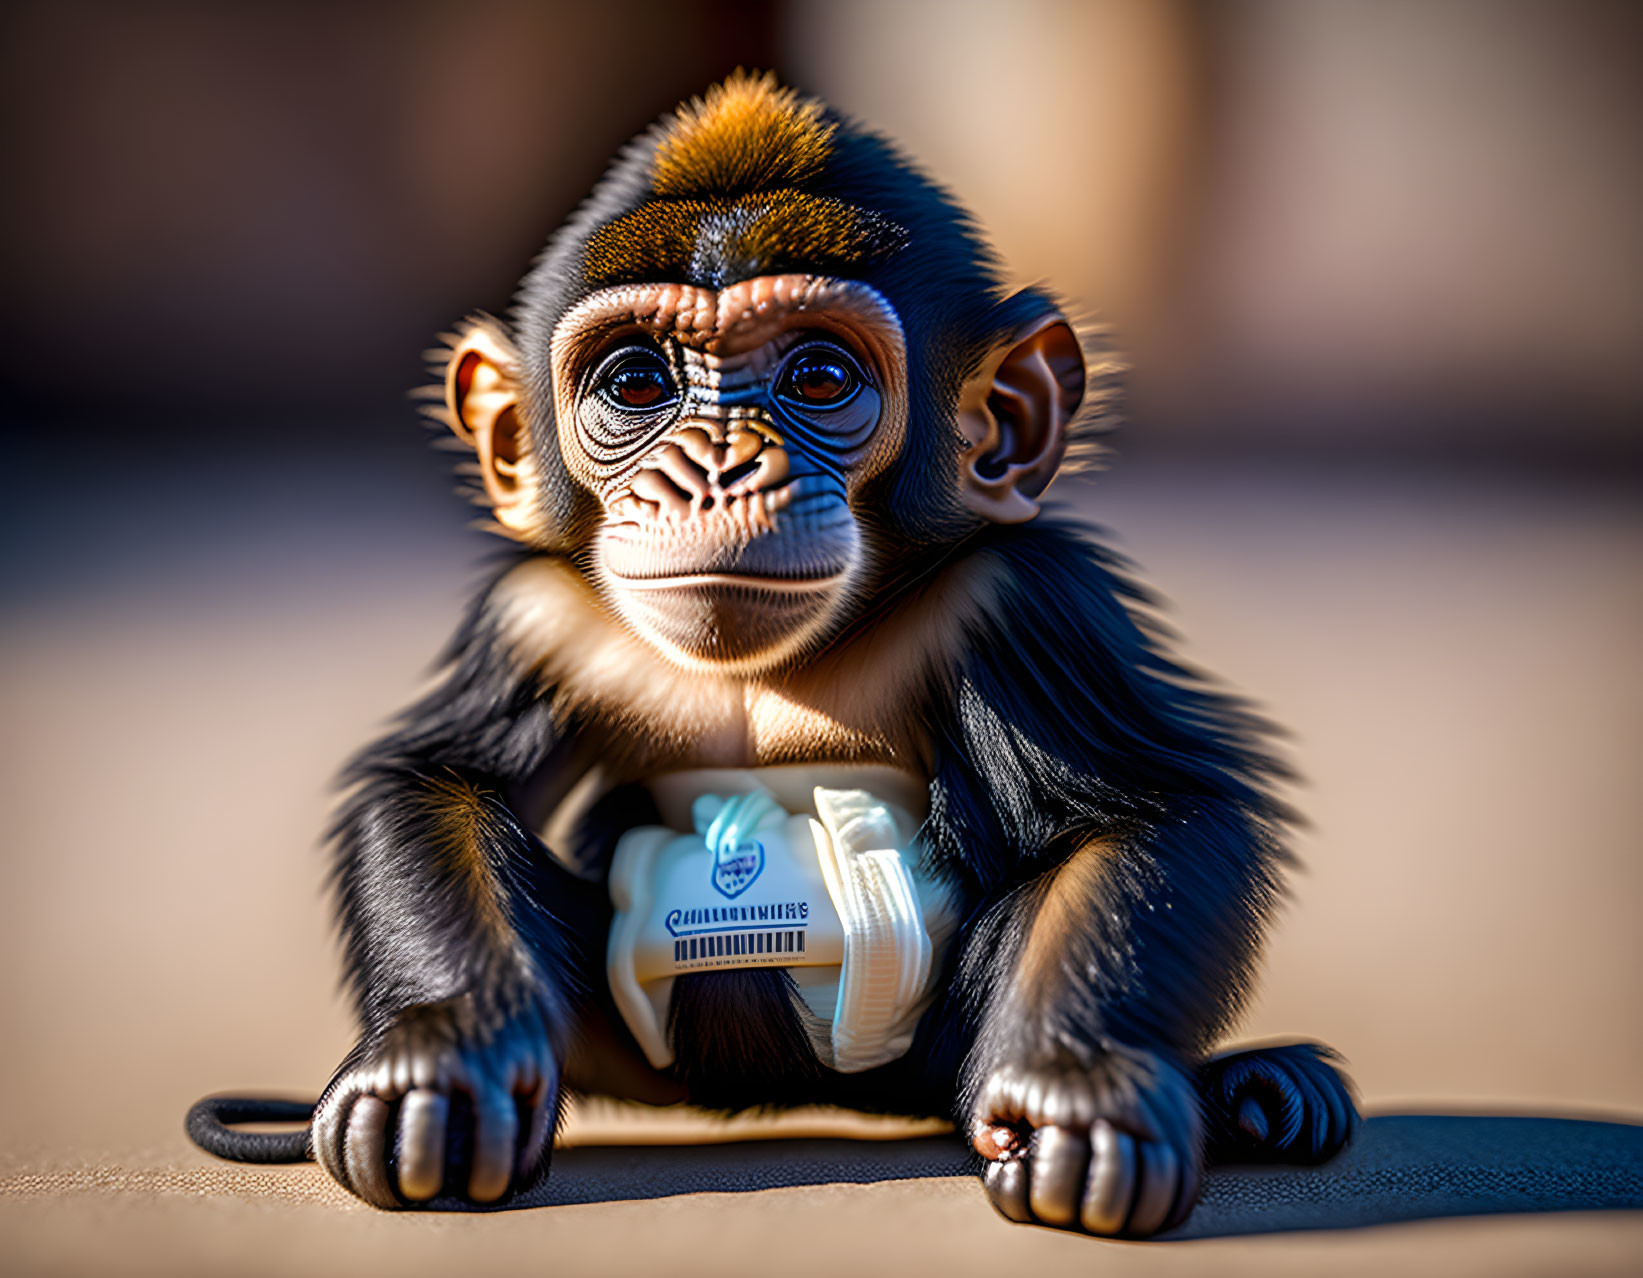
[645,443,715,509]
[725,446,789,495]
[672,426,724,474]
[722,427,765,470]
[664,421,786,495]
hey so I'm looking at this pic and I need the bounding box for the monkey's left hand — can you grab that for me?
[971,1045,1202,1237]
[312,994,557,1209]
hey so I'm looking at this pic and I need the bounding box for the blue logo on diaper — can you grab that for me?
[712,838,765,898]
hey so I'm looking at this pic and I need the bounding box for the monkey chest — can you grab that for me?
[655,680,931,772]
[528,679,935,876]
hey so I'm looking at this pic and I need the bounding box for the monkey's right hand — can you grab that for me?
[970,1044,1202,1237]
[313,994,557,1208]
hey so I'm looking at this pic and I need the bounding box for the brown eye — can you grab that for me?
[778,346,861,408]
[596,349,676,413]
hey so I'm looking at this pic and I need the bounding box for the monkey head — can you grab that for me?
[546,273,908,669]
[438,73,1096,674]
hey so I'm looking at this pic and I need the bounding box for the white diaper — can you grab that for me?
[607,775,956,1074]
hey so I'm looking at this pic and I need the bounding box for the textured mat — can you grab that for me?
[8,1113,1640,1240]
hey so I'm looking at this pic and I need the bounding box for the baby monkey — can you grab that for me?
[189,72,1356,1236]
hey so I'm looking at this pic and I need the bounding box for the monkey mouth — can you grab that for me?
[598,512,859,588]
[599,559,856,671]
[595,499,860,669]
[606,570,849,592]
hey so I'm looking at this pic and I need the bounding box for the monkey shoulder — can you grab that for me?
[944,518,1180,710]
[920,520,1288,881]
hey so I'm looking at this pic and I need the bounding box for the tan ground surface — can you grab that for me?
[2,463,1640,1275]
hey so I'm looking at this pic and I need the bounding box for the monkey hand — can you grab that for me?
[971,1045,1202,1237]
[313,994,557,1209]
[1198,1041,1358,1165]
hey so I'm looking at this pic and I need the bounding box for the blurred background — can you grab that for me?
[5,0,1641,467]
[1,1,1639,1264]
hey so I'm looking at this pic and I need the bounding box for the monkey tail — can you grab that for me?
[185,1095,316,1164]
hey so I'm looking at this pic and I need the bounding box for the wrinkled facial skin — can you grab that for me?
[550,274,909,672]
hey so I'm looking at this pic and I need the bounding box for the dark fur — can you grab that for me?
[513,80,1075,552]
[326,521,1291,1111]
[188,75,1355,1228]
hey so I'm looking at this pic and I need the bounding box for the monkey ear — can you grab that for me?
[956,315,1086,524]
[443,319,540,539]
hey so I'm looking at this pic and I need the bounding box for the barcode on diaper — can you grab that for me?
[673,930,806,965]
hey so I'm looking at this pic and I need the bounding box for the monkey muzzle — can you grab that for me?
[597,420,862,667]
[607,776,956,1074]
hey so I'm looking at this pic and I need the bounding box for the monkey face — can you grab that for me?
[549,274,909,672]
[446,275,1081,681]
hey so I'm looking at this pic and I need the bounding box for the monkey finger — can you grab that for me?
[1304,1060,1355,1156]
[395,1089,449,1202]
[1162,1137,1202,1232]
[390,1052,416,1097]
[1290,1067,1332,1158]
[1138,1081,1201,1223]
[467,1090,519,1203]
[1027,1125,1089,1227]
[1245,1056,1315,1155]
[1325,1076,1360,1153]
[515,1082,554,1182]
[1080,1120,1137,1236]
[1126,1138,1180,1237]
[982,1156,1032,1223]
[1129,1084,1183,1167]
[509,1051,541,1099]
[343,1094,399,1209]
[1266,1073,1306,1149]
[311,1088,353,1189]
[427,1047,476,1096]
[979,1065,1026,1126]
[1235,1093,1272,1145]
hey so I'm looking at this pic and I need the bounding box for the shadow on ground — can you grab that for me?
[481,1113,1643,1238]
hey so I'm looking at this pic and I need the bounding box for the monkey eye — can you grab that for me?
[776,344,863,410]
[594,347,677,413]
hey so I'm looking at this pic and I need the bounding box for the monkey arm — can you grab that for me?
[924,525,1292,1233]
[955,797,1284,1080]
[330,770,570,1037]
[952,798,1338,1236]
[930,523,1290,1046]
[329,587,577,1034]
[950,824,1221,1236]
[928,522,1290,1039]
[315,581,590,1205]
